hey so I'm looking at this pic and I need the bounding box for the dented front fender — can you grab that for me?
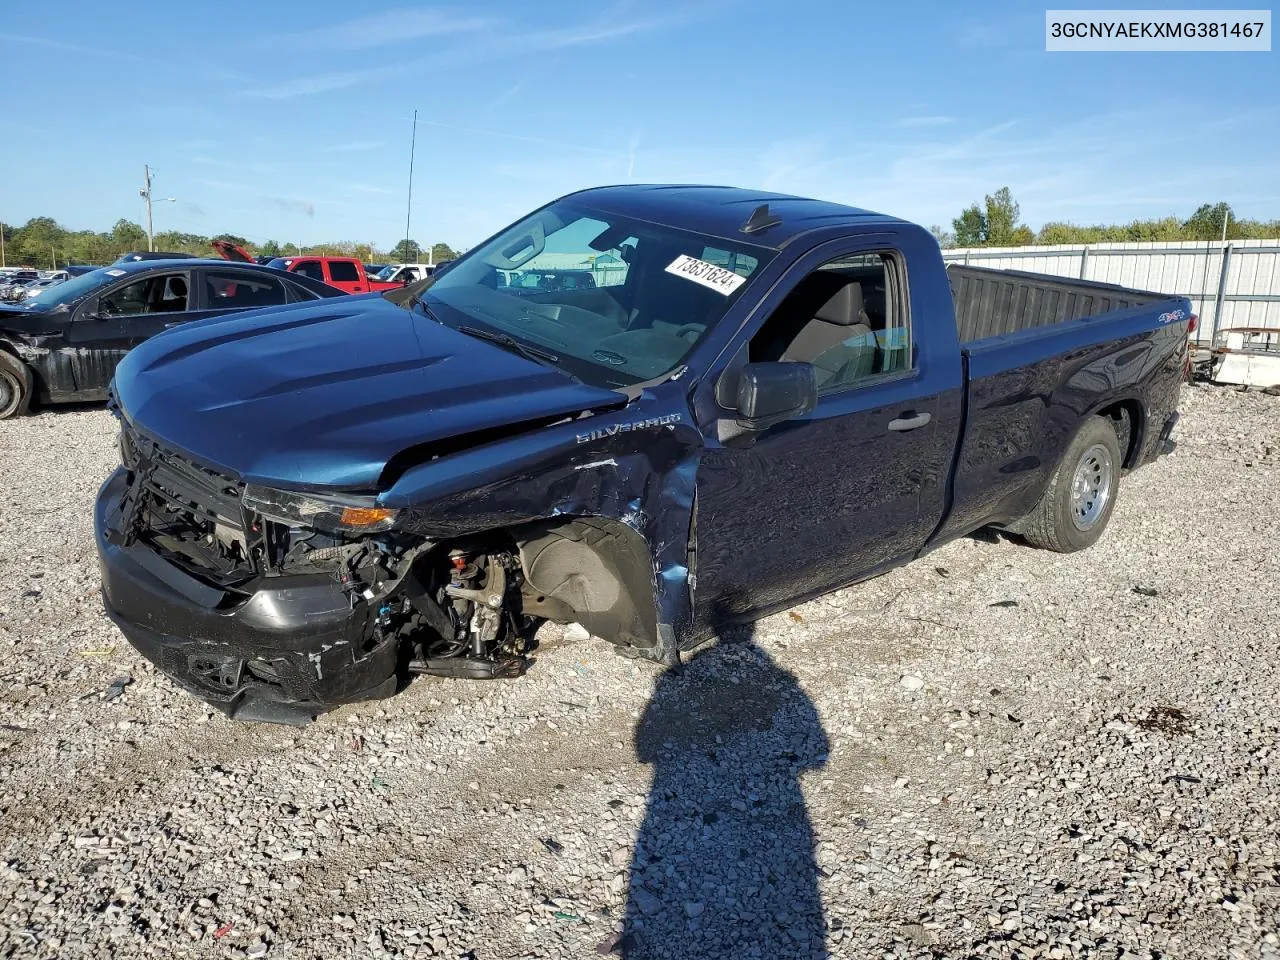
[380,386,702,659]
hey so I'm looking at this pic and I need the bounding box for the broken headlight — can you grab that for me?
[241,484,399,534]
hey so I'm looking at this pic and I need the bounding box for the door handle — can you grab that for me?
[888,411,932,432]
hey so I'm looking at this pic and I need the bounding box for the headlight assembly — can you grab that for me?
[241,484,398,534]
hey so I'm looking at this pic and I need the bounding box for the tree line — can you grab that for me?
[0,216,459,268]
[933,189,1280,248]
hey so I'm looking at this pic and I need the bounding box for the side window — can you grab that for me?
[747,251,910,395]
[99,273,189,317]
[288,282,322,301]
[328,260,360,283]
[206,271,287,309]
[292,260,326,282]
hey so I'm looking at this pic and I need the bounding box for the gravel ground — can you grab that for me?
[0,385,1278,960]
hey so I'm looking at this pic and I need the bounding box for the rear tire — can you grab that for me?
[1016,415,1122,553]
[0,352,33,420]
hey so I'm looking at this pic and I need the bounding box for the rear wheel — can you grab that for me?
[1016,415,1122,552]
[0,352,32,420]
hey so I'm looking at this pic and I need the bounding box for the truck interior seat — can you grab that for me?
[747,273,879,388]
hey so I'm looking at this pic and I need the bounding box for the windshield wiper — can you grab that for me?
[457,325,561,365]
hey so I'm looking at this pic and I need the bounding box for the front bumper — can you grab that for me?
[95,469,397,724]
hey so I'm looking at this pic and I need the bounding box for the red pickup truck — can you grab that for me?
[211,241,401,295]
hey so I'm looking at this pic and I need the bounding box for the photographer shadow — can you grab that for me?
[619,613,831,958]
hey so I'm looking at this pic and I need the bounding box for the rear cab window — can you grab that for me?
[328,261,360,283]
[291,260,326,282]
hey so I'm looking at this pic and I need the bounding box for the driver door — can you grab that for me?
[64,270,192,396]
[691,236,964,631]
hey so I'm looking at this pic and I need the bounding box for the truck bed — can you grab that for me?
[948,264,1165,343]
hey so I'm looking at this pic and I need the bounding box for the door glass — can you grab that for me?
[328,261,360,282]
[99,274,189,317]
[748,252,910,395]
[292,261,326,282]
[206,272,287,309]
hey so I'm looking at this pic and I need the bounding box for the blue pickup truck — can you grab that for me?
[95,185,1190,723]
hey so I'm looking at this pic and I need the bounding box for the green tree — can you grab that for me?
[391,239,422,262]
[430,242,458,263]
[259,240,282,258]
[952,204,986,246]
[1036,222,1077,245]
[111,219,147,249]
[984,187,1022,246]
[1183,202,1233,240]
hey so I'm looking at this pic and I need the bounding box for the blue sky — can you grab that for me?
[0,1,1276,249]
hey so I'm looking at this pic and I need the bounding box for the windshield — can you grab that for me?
[375,265,400,281]
[421,201,771,388]
[23,268,114,308]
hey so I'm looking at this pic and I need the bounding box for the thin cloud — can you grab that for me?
[250,5,703,99]
[323,140,386,153]
[486,78,527,113]
[897,116,955,128]
[0,31,246,81]
[0,31,150,64]
[285,8,491,50]
[417,119,627,157]
[250,67,404,100]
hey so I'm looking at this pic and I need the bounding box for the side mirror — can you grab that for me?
[719,362,817,440]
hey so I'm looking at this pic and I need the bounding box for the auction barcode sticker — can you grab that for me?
[664,255,747,295]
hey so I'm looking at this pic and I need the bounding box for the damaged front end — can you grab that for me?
[97,423,542,724]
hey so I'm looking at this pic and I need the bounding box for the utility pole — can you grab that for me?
[140,164,155,252]
[404,109,418,264]
[1,220,5,267]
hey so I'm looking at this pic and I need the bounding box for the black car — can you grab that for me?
[114,251,199,263]
[0,259,343,418]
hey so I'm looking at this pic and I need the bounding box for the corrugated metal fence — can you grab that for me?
[942,240,1280,344]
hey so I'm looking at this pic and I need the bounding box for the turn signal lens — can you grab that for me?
[339,506,398,529]
[1187,313,1198,333]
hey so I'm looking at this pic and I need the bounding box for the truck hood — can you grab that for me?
[113,296,626,489]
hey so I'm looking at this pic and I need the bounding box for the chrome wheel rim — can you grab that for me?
[1070,443,1113,531]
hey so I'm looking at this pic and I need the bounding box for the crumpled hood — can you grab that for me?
[113,295,625,489]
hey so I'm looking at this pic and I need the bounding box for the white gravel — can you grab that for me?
[1,384,1278,959]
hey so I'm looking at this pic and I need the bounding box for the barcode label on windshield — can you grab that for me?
[664,255,747,295]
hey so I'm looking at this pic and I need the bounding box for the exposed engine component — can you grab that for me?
[402,546,530,680]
